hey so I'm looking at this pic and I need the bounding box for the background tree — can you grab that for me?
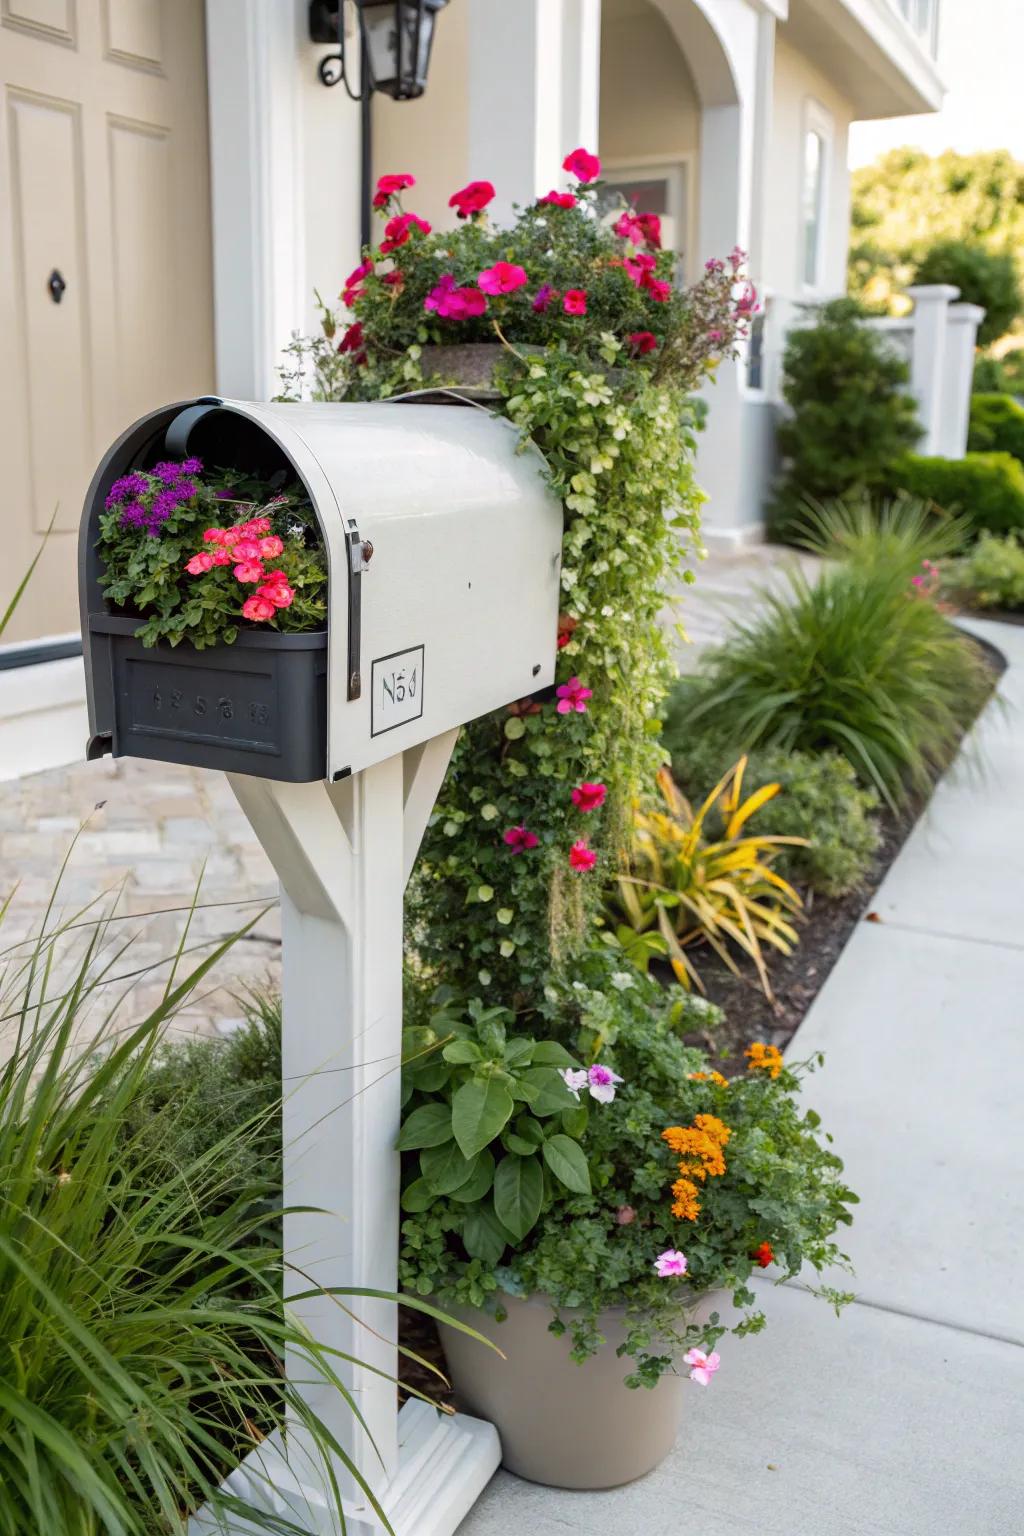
[912,240,1022,346]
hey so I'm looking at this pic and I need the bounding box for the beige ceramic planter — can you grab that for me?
[438,1289,726,1490]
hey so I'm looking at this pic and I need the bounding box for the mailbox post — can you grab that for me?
[79,399,564,1535]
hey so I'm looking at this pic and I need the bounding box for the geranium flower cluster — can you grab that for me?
[105,458,203,537]
[183,517,296,623]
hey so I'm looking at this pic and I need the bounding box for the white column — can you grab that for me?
[465,0,601,220]
[906,283,960,456]
[938,302,985,460]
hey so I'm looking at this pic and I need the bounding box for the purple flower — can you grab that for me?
[215,488,234,500]
[181,457,203,475]
[105,472,149,509]
[119,502,147,530]
[152,460,183,484]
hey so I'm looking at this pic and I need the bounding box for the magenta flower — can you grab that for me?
[654,1249,688,1278]
[563,288,588,316]
[532,284,558,313]
[586,1063,622,1103]
[614,211,646,245]
[503,825,539,854]
[623,252,657,287]
[373,172,415,209]
[449,179,495,218]
[563,146,601,182]
[683,1348,721,1387]
[627,331,658,356]
[645,277,672,303]
[424,274,487,320]
[571,782,606,813]
[735,282,759,317]
[538,189,576,209]
[380,211,430,255]
[556,677,592,714]
[568,840,597,873]
[478,261,529,295]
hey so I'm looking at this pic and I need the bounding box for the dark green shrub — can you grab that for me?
[891,450,1024,534]
[660,711,881,898]
[682,501,992,808]
[770,299,921,540]
[968,393,1024,463]
[914,239,1022,345]
[948,531,1024,611]
[972,352,1024,395]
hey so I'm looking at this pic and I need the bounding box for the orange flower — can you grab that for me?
[663,1113,732,1219]
[671,1175,702,1222]
[745,1042,783,1079]
[687,1070,729,1087]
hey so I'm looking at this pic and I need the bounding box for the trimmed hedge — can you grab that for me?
[891,450,1024,535]
[968,393,1024,464]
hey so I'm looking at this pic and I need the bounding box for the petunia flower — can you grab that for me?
[556,676,592,713]
[380,211,431,255]
[425,274,488,320]
[503,825,539,854]
[571,782,606,813]
[683,1348,721,1387]
[586,1063,622,1103]
[614,211,647,245]
[654,1249,688,1278]
[449,179,495,218]
[559,1067,589,1100]
[532,283,559,313]
[342,258,373,305]
[373,172,415,208]
[538,189,576,209]
[563,146,601,182]
[563,288,588,315]
[568,840,597,872]
[645,277,672,303]
[478,261,529,295]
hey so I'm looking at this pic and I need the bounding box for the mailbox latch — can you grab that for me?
[346,520,370,700]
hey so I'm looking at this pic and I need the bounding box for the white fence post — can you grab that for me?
[905,284,960,455]
[939,302,986,459]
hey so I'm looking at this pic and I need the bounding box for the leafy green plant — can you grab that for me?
[399,953,856,1388]
[947,531,1024,612]
[684,500,992,809]
[661,712,881,898]
[770,298,921,540]
[968,393,1024,464]
[606,763,804,997]
[973,350,1024,396]
[914,239,1022,346]
[891,450,1024,535]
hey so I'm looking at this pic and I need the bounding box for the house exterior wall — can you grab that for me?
[600,4,701,163]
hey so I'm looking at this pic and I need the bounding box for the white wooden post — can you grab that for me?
[194,727,500,1536]
[906,283,959,455]
[939,302,986,459]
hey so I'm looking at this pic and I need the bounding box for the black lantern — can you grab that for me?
[309,0,448,100]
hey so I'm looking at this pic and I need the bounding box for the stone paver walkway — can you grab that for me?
[456,615,1024,1533]
[1,543,806,1036]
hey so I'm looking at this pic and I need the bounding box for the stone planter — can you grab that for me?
[438,1289,726,1490]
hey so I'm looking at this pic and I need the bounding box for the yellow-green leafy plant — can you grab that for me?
[608,761,806,997]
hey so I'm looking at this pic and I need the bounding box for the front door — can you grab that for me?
[0,0,215,644]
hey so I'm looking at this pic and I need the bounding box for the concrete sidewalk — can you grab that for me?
[457,615,1024,1535]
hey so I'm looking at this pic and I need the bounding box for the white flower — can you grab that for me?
[609,971,635,992]
[560,1067,589,1101]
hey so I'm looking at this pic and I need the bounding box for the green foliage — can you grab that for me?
[605,763,804,997]
[973,350,1024,396]
[96,467,327,649]
[913,240,1023,346]
[662,712,881,898]
[948,531,1024,612]
[682,500,992,809]
[968,393,1024,463]
[770,299,921,539]
[398,952,856,1387]
[891,450,1024,535]
[850,147,1024,320]
[0,889,390,1535]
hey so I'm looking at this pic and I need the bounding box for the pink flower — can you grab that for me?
[258,577,295,609]
[380,211,431,254]
[586,1063,622,1103]
[185,552,214,575]
[234,560,265,583]
[563,146,601,182]
[614,211,646,245]
[538,189,576,209]
[202,527,225,544]
[706,257,725,274]
[245,517,273,535]
[532,284,559,313]
[654,1249,688,1278]
[911,574,925,588]
[637,212,662,248]
[623,252,657,287]
[449,179,495,218]
[259,535,284,559]
[708,329,723,343]
[231,539,262,561]
[735,282,759,317]
[571,781,607,813]
[424,274,488,320]
[729,244,747,273]
[478,261,529,295]
[683,1348,721,1387]
[242,594,275,622]
[373,172,415,209]
[563,288,587,316]
[560,1068,589,1100]
[615,1205,637,1226]
[627,330,658,356]
[503,825,539,854]
[568,839,597,872]
[342,258,373,305]
[210,549,232,566]
[645,277,672,303]
[555,676,592,714]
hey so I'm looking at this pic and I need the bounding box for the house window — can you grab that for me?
[594,162,692,282]
[799,100,833,293]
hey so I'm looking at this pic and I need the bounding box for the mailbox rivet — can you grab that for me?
[361,541,374,563]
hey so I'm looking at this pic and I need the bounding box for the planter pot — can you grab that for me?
[88,614,327,781]
[438,1288,726,1490]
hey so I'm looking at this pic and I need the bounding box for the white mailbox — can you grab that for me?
[80,397,563,782]
[79,398,565,1536]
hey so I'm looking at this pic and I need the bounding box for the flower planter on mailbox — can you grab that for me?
[79,395,563,783]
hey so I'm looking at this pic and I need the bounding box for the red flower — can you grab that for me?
[752,1241,774,1269]
[338,321,367,364]
[614,211,646,244]
[557,613,577,649]
[539,189,576,209]
[382,270,405,291]
[627,331,658,356]
[563,146,601,183]
[373,172,415,209]
[449,179,496,218]
[478,261,529,295]
[503,825,539,854]
[380,211,431,255]
[637,212,662,248]
[644,276,672,303]
[563,288,588,316]
[342,258,373,306]
[568,839,597,872]
[623,251,657,287]
[571,782,607,813]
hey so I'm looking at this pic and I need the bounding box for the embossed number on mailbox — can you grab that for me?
[371,645,425,737]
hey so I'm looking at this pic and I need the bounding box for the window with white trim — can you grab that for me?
[594,161,693,283]
[799,100,833,293]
